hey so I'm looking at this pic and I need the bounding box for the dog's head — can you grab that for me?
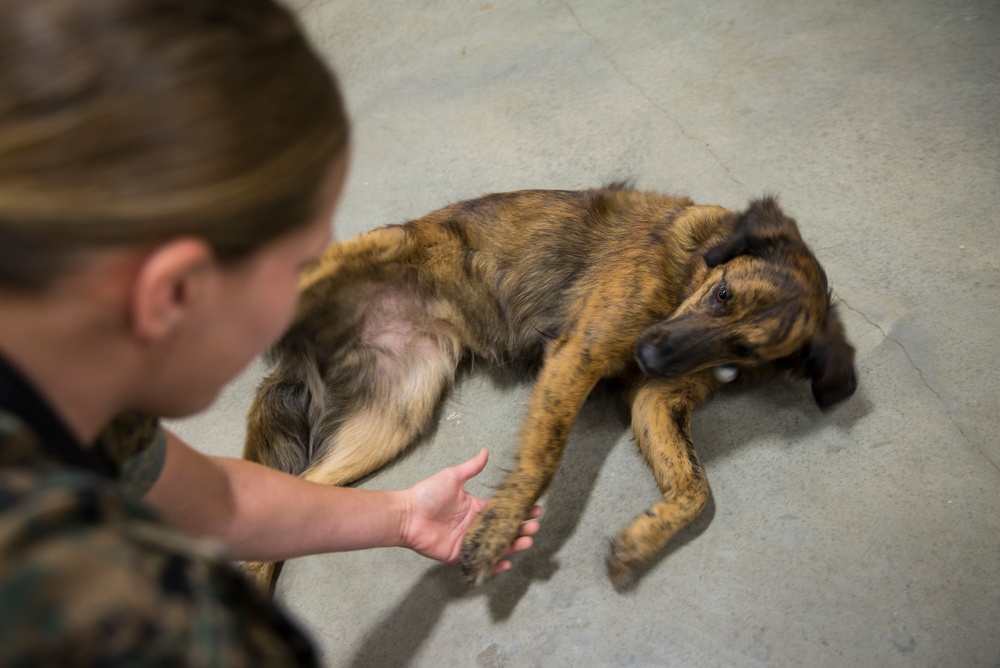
[634,197,857,409]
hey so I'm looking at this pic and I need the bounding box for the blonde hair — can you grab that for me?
[0,0,349,290]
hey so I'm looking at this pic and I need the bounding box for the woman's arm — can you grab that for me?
[144,430,539,569]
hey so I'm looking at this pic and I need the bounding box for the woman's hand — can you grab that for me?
[401,449,541,574]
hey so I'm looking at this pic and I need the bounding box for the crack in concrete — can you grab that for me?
[562,1,750,196]
[837,299,947,414]
[837,298,998,472]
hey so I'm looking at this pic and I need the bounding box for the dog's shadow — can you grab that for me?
[347,375,871,666]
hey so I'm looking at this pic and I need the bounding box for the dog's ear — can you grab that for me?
[805,305,858,409]
[704,196,803,268]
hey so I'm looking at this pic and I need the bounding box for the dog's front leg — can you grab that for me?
[607,376,713,584]
[460,337,602,585]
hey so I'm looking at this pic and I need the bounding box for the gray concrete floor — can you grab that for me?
[168,1,1000,666]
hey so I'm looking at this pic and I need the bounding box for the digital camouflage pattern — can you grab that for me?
[0,408,318,667]
[93,412,168,499]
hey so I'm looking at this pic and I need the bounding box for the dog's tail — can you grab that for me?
[241,335,326,598]
[243,333,325,476]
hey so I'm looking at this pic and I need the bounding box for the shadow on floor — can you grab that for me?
[347,375,872,665]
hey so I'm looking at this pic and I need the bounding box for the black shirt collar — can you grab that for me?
[0,351,112,476]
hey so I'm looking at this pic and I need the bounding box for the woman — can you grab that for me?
[0,0,539,664]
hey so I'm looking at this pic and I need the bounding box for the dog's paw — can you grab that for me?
[605,522,657,587]
[459,506,523,586]
[606,534,640,586]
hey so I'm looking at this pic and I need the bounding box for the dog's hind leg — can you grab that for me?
[606,375,714,584]
[241,319,463,596]
[302,325,463,487]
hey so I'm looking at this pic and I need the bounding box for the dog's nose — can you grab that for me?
[635,340,667,376]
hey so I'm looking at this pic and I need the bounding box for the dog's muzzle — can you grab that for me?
[634,325,725,379]
[634,335,698,378]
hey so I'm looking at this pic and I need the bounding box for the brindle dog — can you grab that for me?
[241,185,857,594]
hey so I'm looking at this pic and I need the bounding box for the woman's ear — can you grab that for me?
[130,238,215,342]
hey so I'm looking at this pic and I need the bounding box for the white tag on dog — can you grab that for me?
[713,364,739,383]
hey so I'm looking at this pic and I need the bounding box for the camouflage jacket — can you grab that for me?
[0,354,318,667]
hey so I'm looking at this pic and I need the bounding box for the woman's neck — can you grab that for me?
[0,267,140,445]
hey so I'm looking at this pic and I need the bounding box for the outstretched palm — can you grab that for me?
[403,449,541,573]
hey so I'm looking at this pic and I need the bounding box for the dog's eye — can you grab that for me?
[715,283,730,303]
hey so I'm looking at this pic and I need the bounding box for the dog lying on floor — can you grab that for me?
[240,184,857,594]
